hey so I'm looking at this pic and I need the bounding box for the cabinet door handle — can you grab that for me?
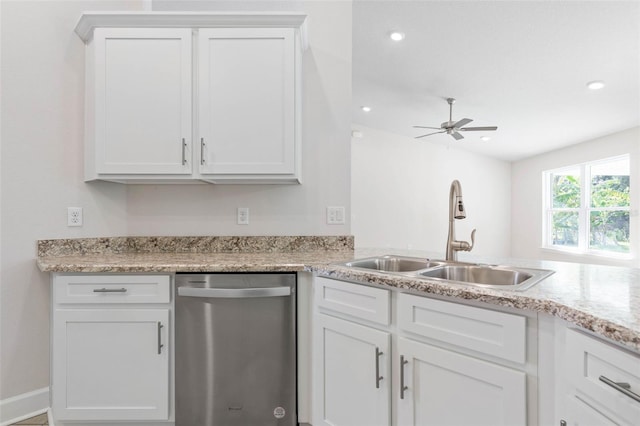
[93,287,127,293]
[157,322,164,355]
[375,347,383,388]
[181,138,187,165]
[200,138,206,165]
[599,375,640,403]
[400,355,409,399]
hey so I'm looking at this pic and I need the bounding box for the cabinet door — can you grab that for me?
[52,309,169,421]
[313,314,391,426]
[565,395,620,426]
[198,28,296,176]
[94,28,192,175]
[397,337,526,426]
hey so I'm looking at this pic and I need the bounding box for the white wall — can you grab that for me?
[125,0,352,237]
[511,126,640,267]
[0,0,352,403]
[351,125,512,259]
[0,0,145,400]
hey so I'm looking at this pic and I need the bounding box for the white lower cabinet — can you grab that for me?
[565,395,619,425]
[313,314,391,426]
[396,337,526,426]
[559,328,640,426]
[312,277,529,426]
[51,274,171,423]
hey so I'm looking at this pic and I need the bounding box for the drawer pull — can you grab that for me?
[375,347,383,389]
[93,287,127,293]
[599,375,640,403]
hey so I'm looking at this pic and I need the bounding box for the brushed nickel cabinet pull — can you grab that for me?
[181,138,187,165]
[93,287,127,293]
[599,375,640,403]
[400,355,409,399]
[375,347,383,389]
[200,138,205,165]
[157,322,164,355]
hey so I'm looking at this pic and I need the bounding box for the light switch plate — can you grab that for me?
[327,206,345,225]
[237,207,249,225]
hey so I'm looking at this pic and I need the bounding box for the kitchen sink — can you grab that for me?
[419,265,530,285]
[339,255,554,291]
[344,255,445,272]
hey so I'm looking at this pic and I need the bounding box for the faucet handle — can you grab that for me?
[468,229,476,251]
[457,229,476,252]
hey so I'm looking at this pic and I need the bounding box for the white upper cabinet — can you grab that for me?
[93,28,192,176]
[198,28,297,179]
[76,12,306,184]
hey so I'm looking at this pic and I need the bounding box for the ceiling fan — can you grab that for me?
[414,98,498,140]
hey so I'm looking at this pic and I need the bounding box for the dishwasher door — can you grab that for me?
[175,273,297,426]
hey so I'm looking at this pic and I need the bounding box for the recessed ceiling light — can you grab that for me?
[586,80,605,90]
[361,106,371,112]
[389,32,405,41]
[480,136,491,142]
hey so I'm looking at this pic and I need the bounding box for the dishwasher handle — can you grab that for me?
[178,286,291,299]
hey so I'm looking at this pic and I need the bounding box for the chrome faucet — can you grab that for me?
[446,180,476,261]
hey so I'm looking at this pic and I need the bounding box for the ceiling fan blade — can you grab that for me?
[459,126,498,131]
[413,125,443,130]
[415,130,446,139]
[451,131,464,140]
[453,118,473,128]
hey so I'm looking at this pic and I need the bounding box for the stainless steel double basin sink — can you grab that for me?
[339,255,554,291]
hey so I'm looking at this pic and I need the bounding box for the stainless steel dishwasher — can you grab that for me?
[175,273,297,426]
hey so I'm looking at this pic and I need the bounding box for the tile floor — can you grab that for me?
[11,413,48,425]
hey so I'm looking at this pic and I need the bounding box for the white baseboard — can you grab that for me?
[0,387,49,426]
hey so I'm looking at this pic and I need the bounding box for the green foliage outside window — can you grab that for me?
[550,170,630,254]
[590,175,630,252]
[552,175,580,208]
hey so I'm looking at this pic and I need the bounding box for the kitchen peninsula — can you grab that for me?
[37,236,639,350]
[37,236,640,426]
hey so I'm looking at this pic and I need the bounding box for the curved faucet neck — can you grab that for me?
[447,180,464,261]
[449,180,462,221]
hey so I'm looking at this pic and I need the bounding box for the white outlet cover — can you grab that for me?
[67,207,83,227]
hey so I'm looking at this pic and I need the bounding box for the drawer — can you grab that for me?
[314,277,390,325]
[566,328,640,425]
[398,293,526,363]
[54,275,171,304]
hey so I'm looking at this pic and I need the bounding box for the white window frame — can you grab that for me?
[543,154,631,259]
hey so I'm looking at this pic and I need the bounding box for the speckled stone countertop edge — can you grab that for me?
[36,258,310,273]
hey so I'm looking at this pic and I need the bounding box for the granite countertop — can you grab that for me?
[36,236,355,273]
[314,248,640,353]
[36,237,639,353]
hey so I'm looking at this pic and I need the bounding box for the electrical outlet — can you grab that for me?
[237,207,249,225]
[67,207,83,227]
[327,206,346,225]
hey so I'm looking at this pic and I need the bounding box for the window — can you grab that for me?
[543,155,630,256]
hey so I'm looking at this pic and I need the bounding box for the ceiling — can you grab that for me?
[352,0,640,161]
